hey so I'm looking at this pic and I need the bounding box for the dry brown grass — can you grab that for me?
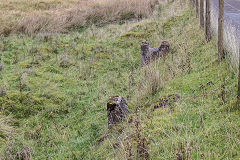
[144,61,160,95]
[0,0,159,36]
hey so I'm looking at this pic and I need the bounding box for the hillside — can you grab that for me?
[0,1,239,159]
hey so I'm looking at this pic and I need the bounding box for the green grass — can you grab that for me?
[0,2,239,159]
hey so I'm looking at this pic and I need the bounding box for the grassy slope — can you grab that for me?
[148,12,240,160]
[0,1,239,159]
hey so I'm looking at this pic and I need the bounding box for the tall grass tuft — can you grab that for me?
[144,61,160,95]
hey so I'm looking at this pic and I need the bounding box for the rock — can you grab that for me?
[141,41,170,66]
[141,41,156,66]
[159,41,170,56]
[107,96,128,127]
[16,145,34,160]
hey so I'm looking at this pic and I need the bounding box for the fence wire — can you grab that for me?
[208,0,240,75]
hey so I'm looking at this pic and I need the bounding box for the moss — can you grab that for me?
[44,65,61,74]
[95,53,110,59]
[0,92,44,118]
[107,96,118,105]
[162,10,191,33]
[121,31,145,38]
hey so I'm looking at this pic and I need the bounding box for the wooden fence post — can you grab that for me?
[238,47,240,103]
[237,45,240,106]
[196,0,199,18]
[200,0,204,28]
[218,0,224,61]
[189,0,193,9]
[205,0,211,42]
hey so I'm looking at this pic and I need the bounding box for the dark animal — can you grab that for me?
[141,41,170,66]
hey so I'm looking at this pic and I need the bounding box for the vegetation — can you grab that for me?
[0,0,239,159]
[0,0,158,36]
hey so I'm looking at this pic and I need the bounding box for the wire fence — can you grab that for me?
[209,0,240,74]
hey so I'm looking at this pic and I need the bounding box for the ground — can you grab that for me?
[0,1,239,159]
